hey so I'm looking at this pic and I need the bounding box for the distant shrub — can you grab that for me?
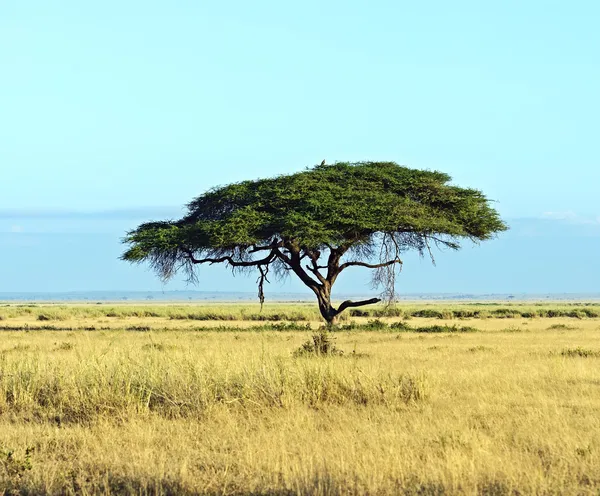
[1,325,67,331]
[371,307,404,318]
[7,344,31,353]
[361,319,388,330]
[37,312,68,321]
[126,325,151,332]
[560,347,600,358]
[468,345,494,352]
[547,324,580,331]
[411,309,443,319]
[390,321,412,331]
[443,303,600,320]
[349,309,370,317]
[262,322,312,331]
[543,310,561,318]
[451,310,474,318]
[413,324,478,333]
[491,308,520,318]
[329,321,477,333]
[501,326,526,333]
[142,343,174,351]
[54,342,74,351]
[566,310,586,319]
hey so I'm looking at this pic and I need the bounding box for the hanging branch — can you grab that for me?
[257,264,270,311]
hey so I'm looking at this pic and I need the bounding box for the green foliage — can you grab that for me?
[121,161,507,279]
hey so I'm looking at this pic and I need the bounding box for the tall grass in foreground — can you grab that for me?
[1,323,600,494]
[0,351,425,423]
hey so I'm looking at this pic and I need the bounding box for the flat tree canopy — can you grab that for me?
[122,162,507,323]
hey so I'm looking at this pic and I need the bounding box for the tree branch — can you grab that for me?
[280,243,321,291]
[306,264,327,284]
[248,239,284,253]
[184,249,276,267]
[338,258,402,272]
[336,298,381,314]
[300,248,326,284]
[257,264,270,310]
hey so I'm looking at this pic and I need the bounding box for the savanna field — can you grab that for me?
[1,302,599,495]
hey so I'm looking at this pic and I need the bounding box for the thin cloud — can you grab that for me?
[542,211,600,225]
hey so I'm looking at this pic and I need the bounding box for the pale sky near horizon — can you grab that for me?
[1,1,599,220]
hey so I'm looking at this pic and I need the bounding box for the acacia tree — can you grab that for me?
[121,162,507,325]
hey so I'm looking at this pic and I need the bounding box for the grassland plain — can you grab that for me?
[0,302,599,495]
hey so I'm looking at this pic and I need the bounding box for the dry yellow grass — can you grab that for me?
[1,303,599,494]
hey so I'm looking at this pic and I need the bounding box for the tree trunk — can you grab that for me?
[284,248,381,327]
[314,286,383,326]
[316,287,337,327]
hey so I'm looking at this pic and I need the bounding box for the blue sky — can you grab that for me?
[1,1,599,294]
